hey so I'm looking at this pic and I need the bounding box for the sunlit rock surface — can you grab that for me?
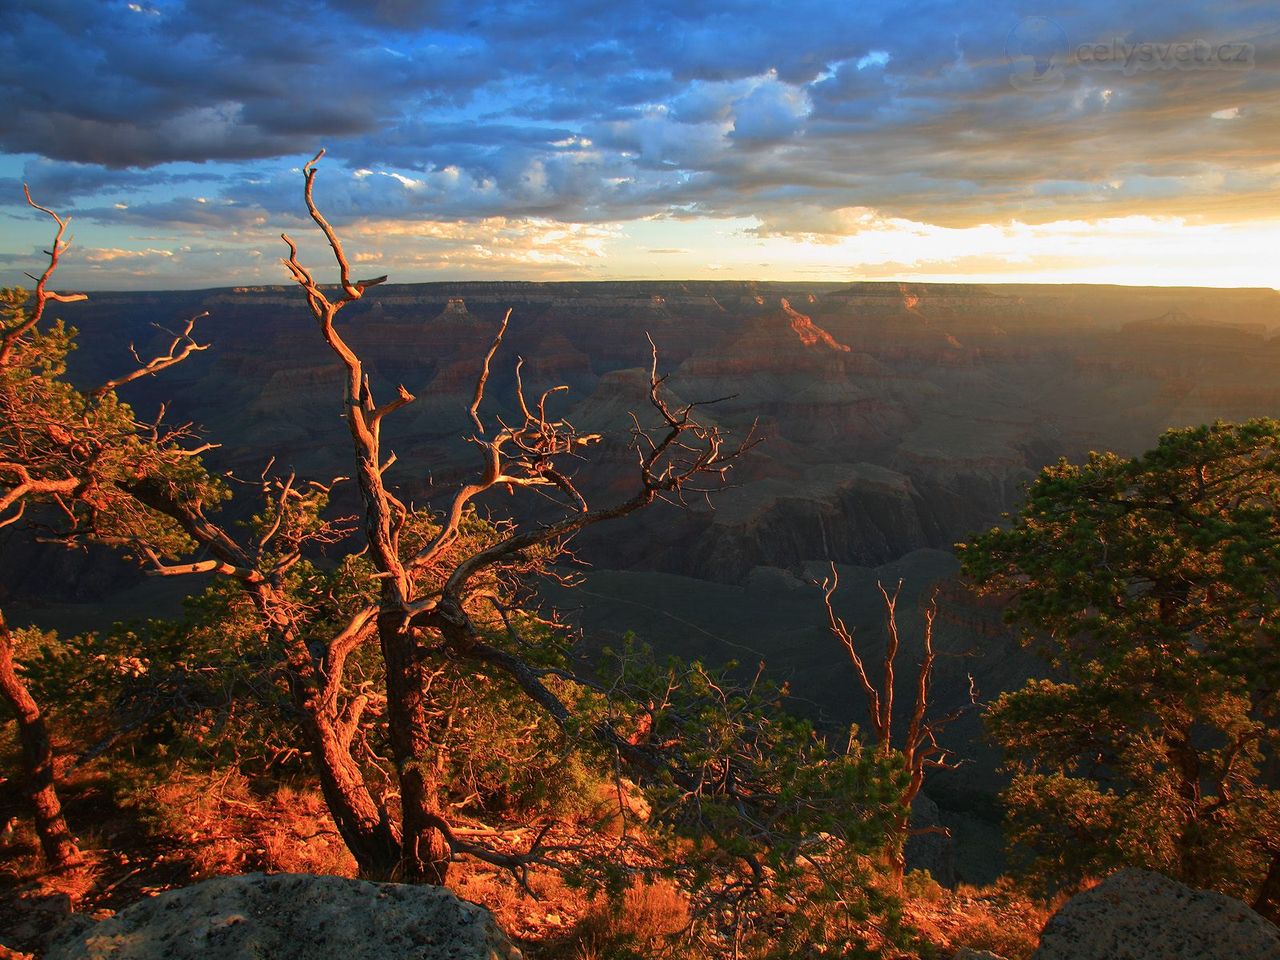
[47,873,522,960]
[1032,869,1280,960]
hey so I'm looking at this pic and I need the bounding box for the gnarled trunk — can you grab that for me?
[0,610,79,868]
[290,678,401,880]
[380,613,451,884]
[258,585,402,881]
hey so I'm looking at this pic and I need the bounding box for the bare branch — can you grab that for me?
[371,383,415,429]
[876,578,904,749]
[818,563,884,743]
[0,187,87,366]
[320,605,380,717]
[92,313,211,399]
[302,149,361,301]
[141,547,263,583]
[904,589,939,757]
[469,308,512,432]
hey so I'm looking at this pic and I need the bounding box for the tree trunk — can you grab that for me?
[887,845,906,889]
[886,812,908,889]
[0,610,79,868]
[399,763,451,885]
[380,613,451,884]
[1168,729,1204,885]
[1253,850,1280,925]
[243,581,400,881]
[292,685,401,881]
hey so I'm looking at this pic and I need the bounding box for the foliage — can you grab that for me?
[0,289,223,555]
[19,509,610,813]
[902,869,945,904]
[0,181,932,957]
[961,420,1280,900]
[599,639,914,956]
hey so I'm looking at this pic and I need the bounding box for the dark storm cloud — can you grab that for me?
[0,159,223,207]
[0,0,1276,232]
[0,0,472,165]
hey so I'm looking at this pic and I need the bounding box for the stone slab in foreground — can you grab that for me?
[46,872,523,960]
[1032,868,1280,960]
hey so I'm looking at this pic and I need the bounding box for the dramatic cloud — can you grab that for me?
[0,0,1276,286]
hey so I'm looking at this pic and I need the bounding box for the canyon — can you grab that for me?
[7,279,1279,879]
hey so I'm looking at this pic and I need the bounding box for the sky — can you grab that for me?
[0,0,1277,290]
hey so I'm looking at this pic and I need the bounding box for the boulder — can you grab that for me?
[1032,868,1280,960]
[46,873,522,960]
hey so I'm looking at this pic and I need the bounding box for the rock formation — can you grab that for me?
[778,297,851,352]
[435,296,472,322]
[1031,869,1280,960]
[46,873,523,960]
[14,280,1280,886]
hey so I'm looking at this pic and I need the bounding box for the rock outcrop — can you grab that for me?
[47,873,522,960]
[435,296,473,321]
[32,279,1280,599]
[779,297,851,352]
[1031,869,1280,960]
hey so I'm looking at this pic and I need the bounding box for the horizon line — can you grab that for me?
[63,277,1280,295]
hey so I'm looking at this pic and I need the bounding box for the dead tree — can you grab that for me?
[3,170,763,886]
[818,566,973,883]
[37,152,755,885]
[276,149,757,882]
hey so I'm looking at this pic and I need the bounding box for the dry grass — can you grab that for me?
[904,879,1053,960]
[4,744,1050,960]
[566,876,691,960]
[618,877,691,942]
[140,771,355,879]
[257,785,357,877]
[450,864,525,932]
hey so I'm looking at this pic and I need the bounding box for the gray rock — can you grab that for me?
[1032,868,1280,960]
[47,873,522,960]
[905,791,958,887]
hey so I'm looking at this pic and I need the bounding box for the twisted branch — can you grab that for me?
[92,313,211,399]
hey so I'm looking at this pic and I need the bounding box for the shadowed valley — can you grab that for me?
[7,279,1278,886]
